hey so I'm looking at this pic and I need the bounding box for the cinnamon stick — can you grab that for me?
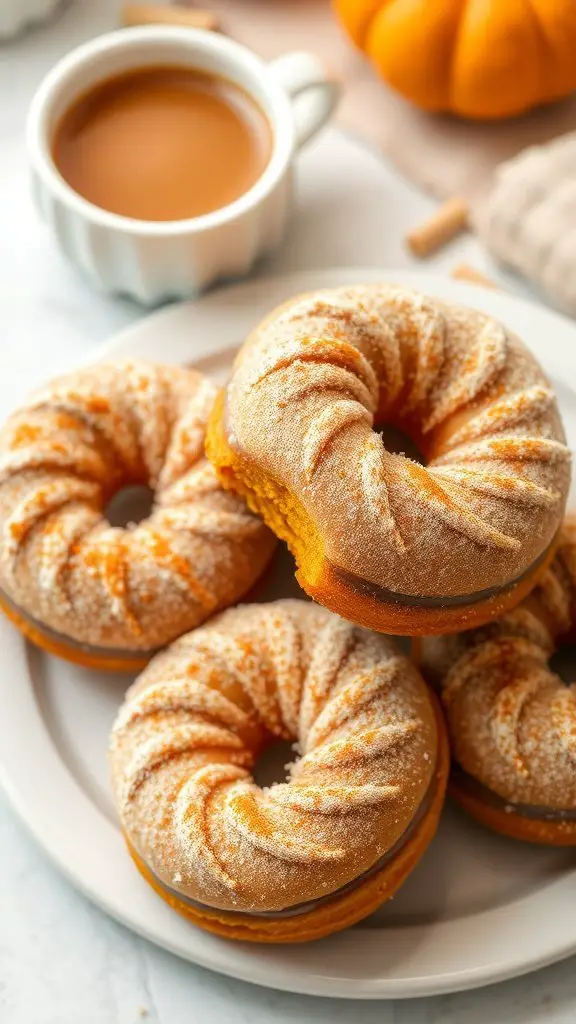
[406,198,469,258]
[451,264,499,289]
[122,4,219,31]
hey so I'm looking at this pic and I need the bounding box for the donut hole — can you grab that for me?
[252,738,295,788]
[549,642,576,685]
[105,484,155,528]
[380,424,425,465]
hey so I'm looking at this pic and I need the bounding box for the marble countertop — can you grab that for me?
[1,2,576,1022]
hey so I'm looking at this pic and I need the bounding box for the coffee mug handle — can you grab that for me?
[268,52,340,150]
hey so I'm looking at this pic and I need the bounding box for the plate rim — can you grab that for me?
[2,266,576,1000]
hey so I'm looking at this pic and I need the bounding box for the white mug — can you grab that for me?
[27,27,339,305]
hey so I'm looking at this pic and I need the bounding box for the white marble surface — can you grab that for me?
[1,2,576,1022]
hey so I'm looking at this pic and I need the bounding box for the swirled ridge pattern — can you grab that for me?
[420,516,576,809]
[109,599,438,913]
[218,284,570,601]
[0,361,275,652]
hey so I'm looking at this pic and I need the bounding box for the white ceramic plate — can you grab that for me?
[2,269,576,1000]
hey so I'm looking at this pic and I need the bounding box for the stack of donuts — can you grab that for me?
[1,283,573,944]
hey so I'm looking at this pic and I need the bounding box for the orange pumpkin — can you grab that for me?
[334,0,576,119]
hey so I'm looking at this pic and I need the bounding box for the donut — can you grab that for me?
[417,515,576,845]
[109,599,448,943]
[0,360,275,671]
[206,284,570,635]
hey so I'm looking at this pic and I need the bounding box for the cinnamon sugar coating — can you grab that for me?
[0,361,275,654]
[419,516,576,811]
[109,600,439,914]
[207,285,570,626]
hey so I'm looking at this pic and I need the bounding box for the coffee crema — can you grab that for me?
[52,66,273,222]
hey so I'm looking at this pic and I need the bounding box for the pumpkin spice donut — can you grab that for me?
[0,360,275,671]
[417,516,576,845]
[207,284,570,635]
[109,599,449,943]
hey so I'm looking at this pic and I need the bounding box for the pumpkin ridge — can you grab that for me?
[348,0,386,51]
[448,0,471,113]
[523,0,550,101]
[375,0,466,114]
[528,0,576,102]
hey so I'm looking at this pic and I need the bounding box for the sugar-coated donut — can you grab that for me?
[0,360,275,671]
[109,599,448,943]
[207,284,570,635]
[417,515,576,845]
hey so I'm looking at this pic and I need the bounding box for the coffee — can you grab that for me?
[52,66,273,221]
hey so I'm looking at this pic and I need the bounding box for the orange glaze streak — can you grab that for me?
[143,530,214,609]
[227,792,276,839]
[10,521,26,542]
[82,394,111,414]
[488,437,553,458]
[9,424,42,447]
[55,411,89,432]
[82,540,142,637]
[401,460,457,506]
[9,483,59,543]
